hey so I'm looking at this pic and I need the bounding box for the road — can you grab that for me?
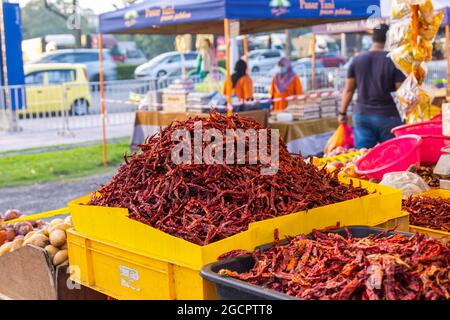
[0,171,116,214]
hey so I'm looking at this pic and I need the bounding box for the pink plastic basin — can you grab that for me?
[420,135,450,165]
[430,114,442,122]
[391,121,442,137]
[355,135,422,180]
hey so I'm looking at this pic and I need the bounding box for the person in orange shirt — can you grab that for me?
[223,60,253,103]
[270,57,303,111]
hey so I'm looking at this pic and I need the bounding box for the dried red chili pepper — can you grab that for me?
[219,228,450,300]
[403,196,450,232]
[89,111,368,245]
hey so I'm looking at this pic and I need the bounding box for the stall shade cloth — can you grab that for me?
[100,0,381,35]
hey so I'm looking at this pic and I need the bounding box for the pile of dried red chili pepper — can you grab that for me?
[219,229,450,300]
[403,196,450,232]
[89,111,368,245]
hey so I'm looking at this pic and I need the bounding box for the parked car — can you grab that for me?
[245,49,284,74]
[20,63,91,115]
[316,52,348,68]
[134,51,199,78]
[124,48,147,65]
[34,49,117,82]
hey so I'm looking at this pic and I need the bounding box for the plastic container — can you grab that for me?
[66,228,217,300]
[355,135,422,180]
[200,227,414,300]
[408,189,450,243]
[419,135,450,164]
[68,178,403,299]
[391,121,442,137]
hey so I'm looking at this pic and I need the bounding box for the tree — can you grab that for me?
[43,0,82,47]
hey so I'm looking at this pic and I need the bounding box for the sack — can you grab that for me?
[324,124,354,154]
[380,172,431,197]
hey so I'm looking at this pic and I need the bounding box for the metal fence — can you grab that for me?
[0,79,153,134]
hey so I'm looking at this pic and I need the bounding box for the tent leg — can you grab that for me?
[311,33,316,91]
[225,19,232,117]
[243,34,249,76]
[446,25,449,98]
[98,33,108,166]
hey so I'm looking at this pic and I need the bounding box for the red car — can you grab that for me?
[316,53,348,68]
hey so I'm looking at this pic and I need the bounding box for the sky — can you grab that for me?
[12,0,450,15]
[14,0,127,14]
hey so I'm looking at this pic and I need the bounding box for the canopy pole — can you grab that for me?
[98,33,108,166]
[311,33,316,91]
[225,19,232,117]
[243,34,249,75]
[446,25,449,98]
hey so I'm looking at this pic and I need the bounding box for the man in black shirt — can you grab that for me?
[338,24,405,149]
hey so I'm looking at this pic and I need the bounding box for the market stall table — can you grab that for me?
[269,117,340,156]
[131,109,269,151]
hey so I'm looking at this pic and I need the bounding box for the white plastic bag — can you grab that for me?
[380,172,431,197]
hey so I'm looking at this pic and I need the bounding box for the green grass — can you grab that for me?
[0,141,130,188]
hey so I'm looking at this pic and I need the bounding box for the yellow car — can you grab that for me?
[21,63,91,115]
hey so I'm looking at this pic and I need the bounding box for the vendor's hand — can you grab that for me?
[338,114,348,124]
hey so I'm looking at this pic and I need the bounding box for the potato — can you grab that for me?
[10,239,24,252]
[0,242,13,257]
[45,245,59,261]
[53,249,68,266]
[17,222,34,236]
[60,243,68,250]
[50,218,64,226]
[4,209,22,221]
[64,216,72,226]
[24,231,37,241]
[24,234,49,248]
[38,228,49,237]
[49,229,66,248]
[48,223,72,234]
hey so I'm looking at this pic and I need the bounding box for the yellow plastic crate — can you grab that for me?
[320,152,361,165]
[68,178,402,300]
[408,189,450,242]
[375,212,410,232]
[66,228,216,300]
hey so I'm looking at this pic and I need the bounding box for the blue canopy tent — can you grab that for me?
[99,0,380,35]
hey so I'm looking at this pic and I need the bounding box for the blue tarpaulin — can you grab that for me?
[441,6,449,26]
[100,0,381,34]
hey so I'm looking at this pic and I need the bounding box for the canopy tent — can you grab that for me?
[96,0,380,165]
[99,0,380,35]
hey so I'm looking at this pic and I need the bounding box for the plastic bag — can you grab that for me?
[380,172,431,197]
[324,124,354,155]
[419,0,435,24]
[395,74,431,121]
[392,0,411,19]
[387,18,412,50]
[390,40,431,76]
[419,11,443,41]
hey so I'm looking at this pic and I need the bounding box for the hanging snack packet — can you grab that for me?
[419,0,435,24]
[392,0,411,19]
[395,74,430,121]
[419,11,443,41]
[387,18,413,50]
[390,39,430,76]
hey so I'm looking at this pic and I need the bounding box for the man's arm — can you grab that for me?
[338,78,356,124]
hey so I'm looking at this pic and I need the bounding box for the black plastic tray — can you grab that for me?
[200,226,414,300]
